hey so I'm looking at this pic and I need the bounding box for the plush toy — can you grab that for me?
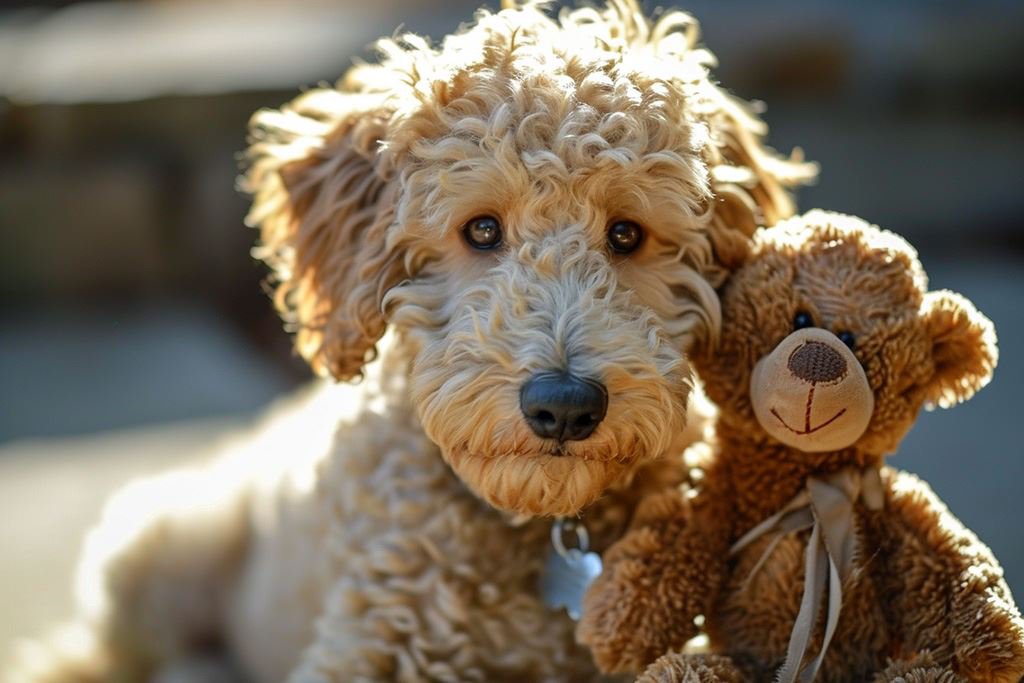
[578,210,1024,682]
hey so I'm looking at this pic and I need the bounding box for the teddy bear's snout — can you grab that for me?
[787,341,848,385]
[750,328,874,453]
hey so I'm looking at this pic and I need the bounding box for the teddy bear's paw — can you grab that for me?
[949,580,1024,683]
[579,518,725,673]
[873,668,964,683]
[577,556,669,673]
[577,545,706,673]
[872,654,966,683]
[635,653,745,683]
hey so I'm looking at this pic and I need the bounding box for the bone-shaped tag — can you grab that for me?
[541,547,603,620]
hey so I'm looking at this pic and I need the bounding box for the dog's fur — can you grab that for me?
[14,2,813,681]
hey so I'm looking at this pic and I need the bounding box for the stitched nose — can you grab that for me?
[520,372,608,442]
[787,341,847,384]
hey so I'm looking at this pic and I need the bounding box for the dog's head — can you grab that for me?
[245,1,813,516]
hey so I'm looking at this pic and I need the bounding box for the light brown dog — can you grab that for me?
[13,2,813,681]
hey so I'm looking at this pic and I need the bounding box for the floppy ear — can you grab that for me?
[921,290,998,408]
[245,89,405,382]
[704,93,818,274]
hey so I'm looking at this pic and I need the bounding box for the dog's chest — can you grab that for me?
[230,406,600,682]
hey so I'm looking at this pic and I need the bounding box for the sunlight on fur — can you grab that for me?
[14,2,816,681]
[246,0,814,517]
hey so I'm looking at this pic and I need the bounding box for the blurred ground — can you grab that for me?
[1,0,1022,667]
[0,417,245,661]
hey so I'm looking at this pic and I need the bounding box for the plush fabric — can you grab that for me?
[578,211,1024,682]
[750,326,874,452]
[637,653,746,683]
[11,1,814,681]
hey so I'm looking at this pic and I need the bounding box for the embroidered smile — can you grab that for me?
[771,386,847,435]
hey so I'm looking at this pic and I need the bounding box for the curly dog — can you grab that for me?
[16,1,813,681]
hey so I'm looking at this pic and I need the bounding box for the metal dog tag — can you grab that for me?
[541,518,603,620]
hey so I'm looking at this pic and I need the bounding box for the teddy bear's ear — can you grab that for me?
[920,290,998,408]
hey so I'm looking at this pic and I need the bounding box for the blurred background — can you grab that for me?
[1,0,1022,663]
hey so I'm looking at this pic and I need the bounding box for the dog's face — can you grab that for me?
[246,2,812,516]
[695,211,997,460]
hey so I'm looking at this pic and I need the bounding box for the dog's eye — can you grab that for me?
[793,311,815,330]
[607,220,643,254]
[462,216,502,250]
[837,331,856,350]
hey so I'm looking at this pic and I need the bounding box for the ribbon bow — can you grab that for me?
[730,466,884,683]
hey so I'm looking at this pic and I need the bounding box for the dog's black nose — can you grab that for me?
[520,372,608,442]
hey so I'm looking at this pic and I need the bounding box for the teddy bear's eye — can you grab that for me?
[607,220,644,254]
[837,331,856,350]
[462,216,503,250]
[793,311,815,330]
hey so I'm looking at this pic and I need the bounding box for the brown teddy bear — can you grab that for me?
[577,210,1024,682]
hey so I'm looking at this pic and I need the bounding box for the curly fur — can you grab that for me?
[13,2,813,681]
[579,211,1024,683]
[243,0,812,518]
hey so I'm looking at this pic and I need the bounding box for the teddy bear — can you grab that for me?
[577,210,1024,682]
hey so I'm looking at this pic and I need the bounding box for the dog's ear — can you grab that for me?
[919,290,998,409]
[705,94,818,274]
[245,89,405,382]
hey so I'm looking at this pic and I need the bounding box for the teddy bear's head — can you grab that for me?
[695,210,997,458]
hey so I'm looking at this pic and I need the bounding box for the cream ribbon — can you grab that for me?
[729,467,884,683]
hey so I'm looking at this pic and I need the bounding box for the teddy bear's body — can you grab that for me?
[579,211,1024,683]
[682,436,1018,682]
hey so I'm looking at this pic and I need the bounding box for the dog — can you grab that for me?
[15,1,813,680]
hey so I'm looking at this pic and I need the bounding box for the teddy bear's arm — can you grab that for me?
[577,486,733,674]
[872,469,1024,683]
